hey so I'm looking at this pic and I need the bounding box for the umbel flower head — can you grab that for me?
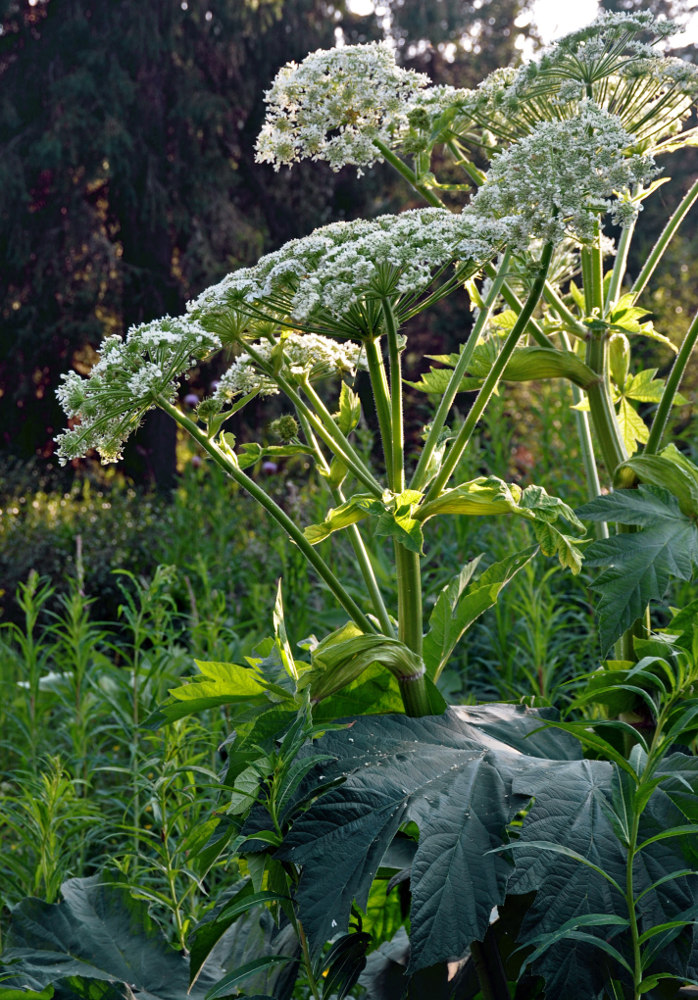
[460,11,698,158]
[187,208,505,340]
[55,316,220,464]
[255,41,430,173]
[213,331,365,403]
[469,102,656,249]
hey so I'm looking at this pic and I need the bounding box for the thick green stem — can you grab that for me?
[558,333,608,537]
[378,301,431,716]
[382,299,405,491]
[411,250,512,492]
[372,138,444,208]
[426,243,555,502]
[644,307,698,455]
[589,239,606,319]
[583,233,627,480]
[585,325,628,478]
[631,177,698,299]
[157,398,376,636]
[364,335,394,489]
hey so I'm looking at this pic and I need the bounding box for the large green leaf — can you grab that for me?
[0,876,221,1000]
[277,709,698,996]
[578,486,698,652]
[278,706,580,972]
[623,446,698,518]
[505,758,628,997]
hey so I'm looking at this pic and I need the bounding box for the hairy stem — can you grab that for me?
[585,326,628,480]
[382,298,405,491]
[605,217,637,312]
[364,335,394,489]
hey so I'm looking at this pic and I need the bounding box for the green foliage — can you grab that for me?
[0,875,224,999]
[580,486,698,653]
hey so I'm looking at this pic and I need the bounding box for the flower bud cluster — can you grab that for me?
[56,316,220,464]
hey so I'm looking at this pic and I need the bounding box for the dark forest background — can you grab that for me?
[1,0,696,489]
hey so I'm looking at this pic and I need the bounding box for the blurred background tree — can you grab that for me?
[0,0,538,485]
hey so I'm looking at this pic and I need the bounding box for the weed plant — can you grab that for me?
[0,376,605,952]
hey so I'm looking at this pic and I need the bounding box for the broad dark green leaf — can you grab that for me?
[0,877,221,1000]
[278,706,579,971]
[578,486,698,652]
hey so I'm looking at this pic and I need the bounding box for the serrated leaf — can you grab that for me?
[373,490,425,555]
[623,368,666,403]
[616,397,649,455]
[146,658,276,727]
[422,478,585,571]
[579,486,698,652]
[531,521,584,574]
[423,547,536,679]
[622,447,698,517]
[0,877,221,1000]
[305,490,425,553]
[304,494,376,545]
[278,706,580,971]
[406,367,463,396]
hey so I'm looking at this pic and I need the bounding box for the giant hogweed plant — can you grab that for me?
[3,11,698,1000]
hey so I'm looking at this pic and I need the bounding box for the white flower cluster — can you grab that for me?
[469,102,655,249]
[188,208,504,334]
[214,332,365,403]
[55,316,220,463]
[463,12,698,155]
[255,42,430,172]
